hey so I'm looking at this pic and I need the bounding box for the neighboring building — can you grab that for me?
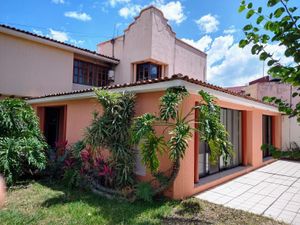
[228,76,300,149]
[0,6,283,199]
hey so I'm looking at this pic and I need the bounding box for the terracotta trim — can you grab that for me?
[37,107,45,133]
[242,111,248,165]
[62,105,67,143]
[194,101,200,183]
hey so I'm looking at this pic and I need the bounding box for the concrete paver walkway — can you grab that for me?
[196,160,300,224]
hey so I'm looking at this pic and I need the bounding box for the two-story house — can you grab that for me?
[0,6,282,199]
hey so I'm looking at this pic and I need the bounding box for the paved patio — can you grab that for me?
[196,160,300,225]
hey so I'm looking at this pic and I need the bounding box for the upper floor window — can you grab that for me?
[73,59,109,87]
[136,63,162,81]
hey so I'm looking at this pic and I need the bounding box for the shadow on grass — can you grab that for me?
[37,179,176,225]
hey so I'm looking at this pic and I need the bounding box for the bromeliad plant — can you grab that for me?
[132,87,233,198]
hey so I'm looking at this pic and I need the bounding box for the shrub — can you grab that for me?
[262,143,300,160]
[0,98,47,185]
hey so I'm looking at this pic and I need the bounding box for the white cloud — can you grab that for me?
[207,43,263,86]
[207,35,234,66]
[52,0,64,4]
[181,33,294,87]
[70,39,85,45]
[207,41,294,87]
[33,29,43,36]
[196,14,219,33]
[157,1,186,24]
[117,1,186,23]
[108,0,130,7]
[119,4,142,19]
[181,35,212,51]
[64,11,92,21]
[48,29,69,42]
[223,25,237,34]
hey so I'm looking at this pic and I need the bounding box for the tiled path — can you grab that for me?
[196,160,300,224]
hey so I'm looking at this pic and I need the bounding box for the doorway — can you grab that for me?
[262,115,273,158]
[44,106,66,148]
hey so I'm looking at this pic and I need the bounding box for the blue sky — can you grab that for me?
[0,0,298,86]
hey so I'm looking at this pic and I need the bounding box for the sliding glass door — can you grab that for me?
[262,115,272,158]
[198,108,242,178]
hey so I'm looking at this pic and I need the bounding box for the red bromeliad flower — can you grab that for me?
[55,140,68,156]
[64,158,74,168]
[98,164,112,177]
[80,149,90,162]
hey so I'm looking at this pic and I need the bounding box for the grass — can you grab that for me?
[0,180,175,225]
[0,180,287,225]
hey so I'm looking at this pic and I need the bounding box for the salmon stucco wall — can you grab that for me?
[32,98,102,145]
[31,90,281,199]
[168,93,281,199]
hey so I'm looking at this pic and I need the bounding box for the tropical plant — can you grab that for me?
[238,0,300,122]
[0,98,47,185]
[131,87,233,198]
[85,90,136,188]
[262,142,300,160]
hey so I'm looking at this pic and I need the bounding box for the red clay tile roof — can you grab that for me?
[0,24,120,62]
[26,74,274,106]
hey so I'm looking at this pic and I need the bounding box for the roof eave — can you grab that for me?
[27,79,279,113]
[0,25,120,64]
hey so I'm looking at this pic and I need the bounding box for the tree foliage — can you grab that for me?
[197,90,233,165]
[238,0,300,122]
[131,87,233,197]
[0,98,47,185]
[85,90,136,188]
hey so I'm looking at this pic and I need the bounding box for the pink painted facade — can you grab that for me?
[0,6,284,199]
[29,77,282,199]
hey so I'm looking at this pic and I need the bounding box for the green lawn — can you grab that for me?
[0,180,287,225]
[0,180,175,225]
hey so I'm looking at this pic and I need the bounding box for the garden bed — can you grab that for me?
[0,180,287,225]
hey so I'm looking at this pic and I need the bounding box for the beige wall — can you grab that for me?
[0,32,74,97]
[244,82,300,149]
[97,7,206,83]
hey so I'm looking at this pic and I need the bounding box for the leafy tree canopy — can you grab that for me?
[239,0,300,121]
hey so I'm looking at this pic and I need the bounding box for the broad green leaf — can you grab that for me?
[246,9,255,19]
[257,15,264,24]
[243,24,253,31]
[274,7,285,18]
